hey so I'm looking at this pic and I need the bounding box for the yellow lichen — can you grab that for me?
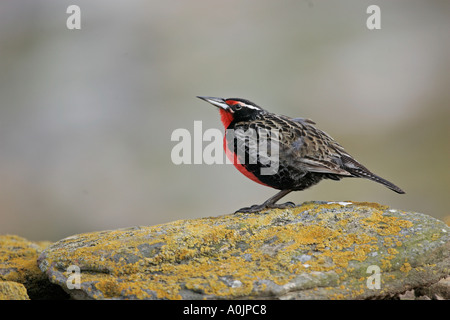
[400,263,412,273]
[384,237,394,247]
[0,235,51,284]
[431,233,440,241]
[361,210,413,236]
[381,259,392,270]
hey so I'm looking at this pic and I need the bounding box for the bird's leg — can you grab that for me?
[235,189,294,213]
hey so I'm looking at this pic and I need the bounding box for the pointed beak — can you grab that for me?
[197,96,230,110]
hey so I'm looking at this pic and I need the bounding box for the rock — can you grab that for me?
[0,235,68,299]
[0,281,29,300]
[414,276,450,299]
[37,201,450,300]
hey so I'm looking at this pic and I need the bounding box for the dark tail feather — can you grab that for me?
[341,155,405,194]
[348,167,405,194]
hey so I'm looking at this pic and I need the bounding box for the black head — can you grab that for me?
[197,96,265,127]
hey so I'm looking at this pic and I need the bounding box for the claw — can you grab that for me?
[235,201,296,214]
[235,204,265,214]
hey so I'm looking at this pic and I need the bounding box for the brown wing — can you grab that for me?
[275,115,353,177]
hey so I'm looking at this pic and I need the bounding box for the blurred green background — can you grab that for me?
[0,0,449,241]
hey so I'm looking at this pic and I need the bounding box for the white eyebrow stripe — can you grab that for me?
[239,102,260,110]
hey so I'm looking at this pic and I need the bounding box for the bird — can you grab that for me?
[197,96,405,213]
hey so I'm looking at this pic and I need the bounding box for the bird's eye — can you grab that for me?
[234,105,242,111]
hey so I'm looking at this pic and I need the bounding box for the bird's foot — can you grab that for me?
[235,201,296,214]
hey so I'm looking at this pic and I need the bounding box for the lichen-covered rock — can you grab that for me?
[0,235,67,299]
[0,281,29,300]
[0,235,48,282]
[38,201,450,300]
